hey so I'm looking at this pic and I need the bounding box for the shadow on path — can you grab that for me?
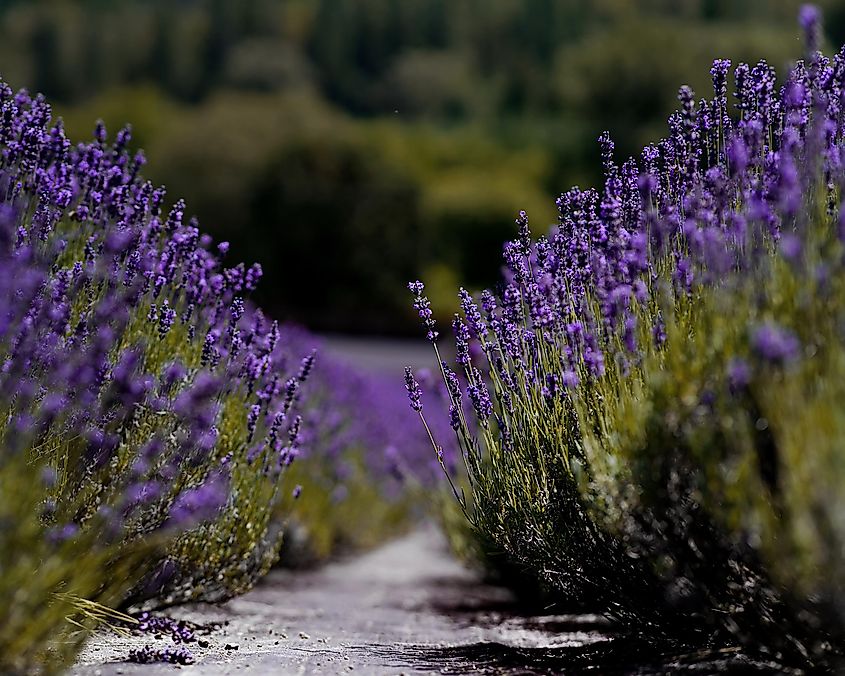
[73,527,784,675]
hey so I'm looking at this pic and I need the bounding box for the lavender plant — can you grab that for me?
[0,70,459,670]
[277,328,453,565]
[411,6,845,666]
[0,80,309,670]
[0,201,147,672]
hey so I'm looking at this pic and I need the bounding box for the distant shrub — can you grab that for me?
[275,329,455,566]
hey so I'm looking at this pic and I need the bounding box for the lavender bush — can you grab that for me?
[412,6,845,667]
[0,80,309,670]
[0,72,455,671]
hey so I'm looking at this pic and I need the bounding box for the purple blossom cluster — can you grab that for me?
[134,612,196,644]
[0,77,309,597]
[127,645,194,665]
[410,9,845,422]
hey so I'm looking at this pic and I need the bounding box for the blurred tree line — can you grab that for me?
[0,0,837,332]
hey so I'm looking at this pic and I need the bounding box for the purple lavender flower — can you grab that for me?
[247,404,261,443]
[161,361,187,393]
[459,288,488,340]
[127,646,194,665]
[443,364,462,398]
[728,357,752,392]
[404,367,423,412]
[516,210,531,255]
[245,262,263,292]
[541,373,559,403]
[752,323,801,364]
[298,350,316,382]
[467,369,493,425]
[800,4,822,55]
[124,481,162,510]
[448,405,461,430]
[158,300,176,338]
[453,315,471,366]
[409,280,438,342]
[168,473,228,527]
[135,612,196,644]
[47,523,79,545]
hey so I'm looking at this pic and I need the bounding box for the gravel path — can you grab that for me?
[72,527,618,675]
[320,333,441,375]
[73,526,788,675]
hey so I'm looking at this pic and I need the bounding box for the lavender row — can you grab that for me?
[0,71,437,671]
[0,72,318,669]
[410,6,845,668]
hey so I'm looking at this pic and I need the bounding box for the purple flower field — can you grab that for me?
[2,3,845,674]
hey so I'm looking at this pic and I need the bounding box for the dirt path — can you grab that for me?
[72,527,782,675]
[71,527,616,675]
[320,334,439,375]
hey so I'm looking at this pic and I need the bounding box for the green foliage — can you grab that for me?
[0,0,832,117]
[554,19,799,161]
[0,448,150,674]
[8,0,838,332]
[247,134,422,334]
[577,234,845,659]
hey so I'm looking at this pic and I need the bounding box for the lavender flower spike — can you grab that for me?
[404,367,423,412]
[467,368,493,426]
[168,473,228,527]
[799,4,822,54]
[409,280,438,342]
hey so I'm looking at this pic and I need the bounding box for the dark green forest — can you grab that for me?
[0,0,838,331]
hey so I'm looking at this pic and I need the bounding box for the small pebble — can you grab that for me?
[198,639,209,648]
[280,632,288,639]
[299,631,309,640]
[225,643,239,650]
